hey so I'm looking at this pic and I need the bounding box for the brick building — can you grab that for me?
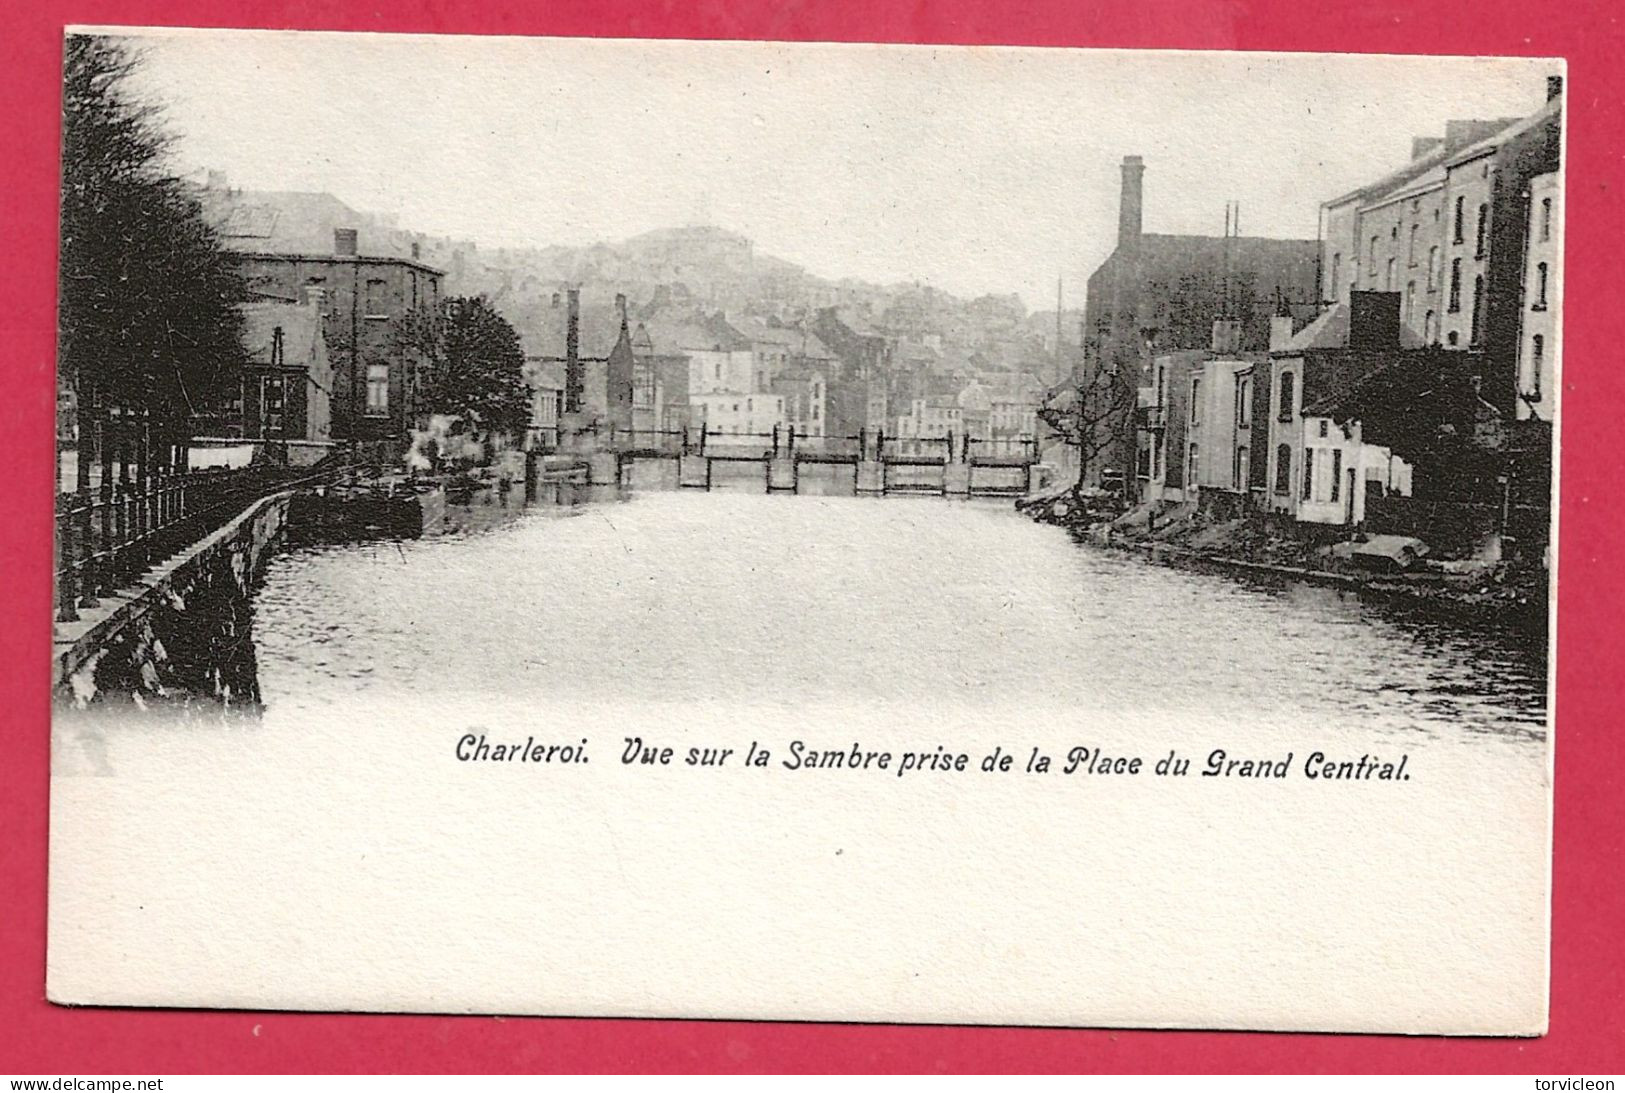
[1086,155,1320,494]
[203,188,445,446]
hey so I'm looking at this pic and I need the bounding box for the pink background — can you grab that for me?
[2,0,1620,1073]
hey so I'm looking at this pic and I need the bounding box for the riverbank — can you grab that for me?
[1017,490,1550,637]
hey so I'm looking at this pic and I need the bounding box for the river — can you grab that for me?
[49,489,1553,1029]
[254,490,1547,740]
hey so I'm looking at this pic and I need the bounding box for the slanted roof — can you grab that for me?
[1277,303,1426,354]
[204,189,441,271]
[238,301,322,367]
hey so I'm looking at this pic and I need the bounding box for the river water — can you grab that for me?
[253,490,1548,741]
[50,490,1553,1028]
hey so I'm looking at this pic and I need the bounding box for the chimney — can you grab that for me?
[1348,290,1401,351]
[1211,319,1243,355]
[565,288,582,414]
[1269,315,1296,352]
[334,228,358,257]
[1118,155,1145,249]
[1411,136,1443,160]
[1547,75,1564,101]
[410,241,421,260]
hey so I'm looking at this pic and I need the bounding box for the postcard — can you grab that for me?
[47,27,1560,1033]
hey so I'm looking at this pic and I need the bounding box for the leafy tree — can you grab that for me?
[416,295,532,436]
[58,34,247,463]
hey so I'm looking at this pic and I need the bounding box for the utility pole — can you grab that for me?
[1055,274,1065,386]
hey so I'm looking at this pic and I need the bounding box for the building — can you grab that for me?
[202,187,445,445]
[1517,170,1560,423]
[523,289,637,441]
[1319,81,1563,422]
[894,396,965,455]
[237,295,336,462]
[1083,155,1320,492]
[522,359,565,450]
[811,308,893,436]
[1264,294,1435,527]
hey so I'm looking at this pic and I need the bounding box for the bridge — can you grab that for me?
[532,425,1044,500]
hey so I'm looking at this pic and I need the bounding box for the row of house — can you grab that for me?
[1119,79,1561,553]
[521,291,1046,453]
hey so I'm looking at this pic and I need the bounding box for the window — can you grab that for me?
[1448,258,1463,312]
[1330,253,1341,298]
[364,278,388,319]
[1236,376,1252,427]
[1234,445,1249,490]
[1405,281,1417,327]
[1187,442,1200,487]
[1453,195,1465,243]
[1448,331,1460,347]
[1330,449,1343,503]
[1302,447,1315,501]
[409,271,419,308]
[1470,275,1485,345]
[715,363,722,381]
[259,373,286,436]
[1318,420,1329,439]
[1190,378,1201,424]
[366,364,389,416]
[1278,371,1295,422]
[1385,257,1396,290]
[1534,262,1549,309]
[1274,444,1292,494]
[1408,224,1419,265]
[1425,310,1438,345]
[1368,235,1378,276]
[1390,225,1398,241]
[1528,335,1545,399]
[1428,246,1440,290]
[1540,197,1553,242]
[1474,204,1488,259]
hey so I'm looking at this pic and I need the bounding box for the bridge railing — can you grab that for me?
[882,434,953,463]
[54,449,361,624]
[609,427,686,455]
[967,436,1040,463]
[790,431,863,460]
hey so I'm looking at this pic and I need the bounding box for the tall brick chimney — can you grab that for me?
[1118,155,1145,249]
[565,288,583,413]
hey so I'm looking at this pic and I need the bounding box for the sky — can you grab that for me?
[97,28,1559,310]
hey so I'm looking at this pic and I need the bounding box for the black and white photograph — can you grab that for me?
[48,27,1560,1033]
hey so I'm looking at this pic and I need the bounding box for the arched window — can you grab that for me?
[1424,310,1438,344]
[1405,281,1417,326]
[1453,195,1466,243]
[1274,443,1292,494]
[1448,258,1463,312]
[1409,224,1419,264]
[1428,246,1440,290]
[1278,371,1295,422]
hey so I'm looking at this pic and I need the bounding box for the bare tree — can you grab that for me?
[1037,361,1138,500]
